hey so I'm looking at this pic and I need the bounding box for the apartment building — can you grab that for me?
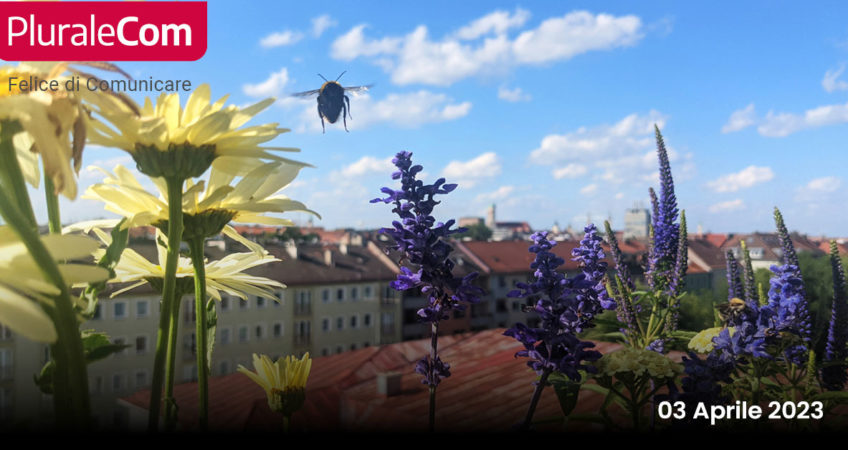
[0,236,404,430]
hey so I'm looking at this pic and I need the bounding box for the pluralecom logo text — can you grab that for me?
[0,1,207,61]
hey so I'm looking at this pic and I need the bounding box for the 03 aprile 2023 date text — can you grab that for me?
[657,400,825,425]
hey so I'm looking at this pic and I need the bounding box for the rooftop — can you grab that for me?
[122,329,684,432]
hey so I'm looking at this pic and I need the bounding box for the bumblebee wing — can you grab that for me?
[290,89,321,98]
[342,84,373,96]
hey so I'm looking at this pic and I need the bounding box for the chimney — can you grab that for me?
[376,372,402,397]
[324,248,334,267]
[285,240,298,260]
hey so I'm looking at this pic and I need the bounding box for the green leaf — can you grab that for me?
[593,318,625,328]
[81,329,129,363]
[79,218,129,319]
[34,360,55,395]
[205,299,217,372]
[549,375,582,417]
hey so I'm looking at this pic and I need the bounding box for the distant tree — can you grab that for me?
[278,227,319,244]
[456,223,492,241]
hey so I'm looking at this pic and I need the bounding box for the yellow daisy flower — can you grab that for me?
[0,226,109,343]
[0,62,133,199]
[688,326,733,353]
[85,84,302,179]
[82,225,284,301]
[83,160,317,245]
[238,353,312,416]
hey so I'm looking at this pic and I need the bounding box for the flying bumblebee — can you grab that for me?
[716,297,748,326]
[291,72,372,133]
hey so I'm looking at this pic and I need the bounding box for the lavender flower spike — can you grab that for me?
[647,126,680,292]
[372,151,483,430]
[823,241,848,390]
[725,251,743,302]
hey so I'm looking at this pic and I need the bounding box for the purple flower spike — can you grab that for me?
[372,151,482,388]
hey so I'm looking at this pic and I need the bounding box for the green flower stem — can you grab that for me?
[148,176,185,432]
[0,120,37,226]
[43,170,61,234]
[520,368,551,430]
[188,237,210,430]
[428,320,439,432]
[0,124,90,429]
[163,288,184,431]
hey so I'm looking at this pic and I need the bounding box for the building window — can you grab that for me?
[364,285,373,299]
[512,301,522,312]
[336,288,344,302]
[221,296,230,312]
[256,296,267,309]
[498,276,506,288]
[336,317,344,331]
[273,291,283,306]
[364,313,372,328]
[91,376,103,395]
[0,324,12,341]
[295,321,311,344]
[322,318,330,332]
[240,297,249,310]
[92,304,102,320]
[184,333,196,355]
[350,315,358,329]
[255,324,264,340]
[113,337,127,357]
[350,343,357,351]
[112,373,124,392]
[220,328,231,345]
[273,323,283,338]
[136,300,149,318]
[0,349,13,380]
[350,287,358,301]
[321,348,329,357]
[113,301,127,320]
[238,326,249,343]
[135,371,148,389]
[384,285,396,299]
[322,289,330,303]
[135,336,148,355]
[363,342,370,348]
[336,346,343,354]
[219,360,230,375]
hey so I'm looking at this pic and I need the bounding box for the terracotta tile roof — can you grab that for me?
[459,240,612,275]
[122,329,684,431]
[720,232,824,263]
[687,238,727,270]
[703,233,728,248]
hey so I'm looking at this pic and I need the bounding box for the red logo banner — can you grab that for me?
[0,1,207,61]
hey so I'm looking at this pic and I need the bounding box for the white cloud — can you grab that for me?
[823,65,848,93]
[455,8,531,40]
[615,192,625,199]
[709,199,745,213]
[278,90,471,132]
[497,86,531,102]
[341,156,394,177]
[311,15,337,38]
[243,68,290,98]
[441,152,501,188]
[552,163,587,179]
[706,166,774,193]
[259,30,304,48]
[721,103,756,133]
[755,102,848,137]
[475,185,515,202]
[331,10,643,86]
[802,176,842,193]
[579,183,598,196]
[530,110,678,185]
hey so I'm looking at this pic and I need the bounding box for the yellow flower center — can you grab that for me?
[0,69,26,97]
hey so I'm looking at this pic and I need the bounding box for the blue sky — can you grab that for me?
[48,1,848,236]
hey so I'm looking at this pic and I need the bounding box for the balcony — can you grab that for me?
[294,304,312,317]
[293,334,311,346]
